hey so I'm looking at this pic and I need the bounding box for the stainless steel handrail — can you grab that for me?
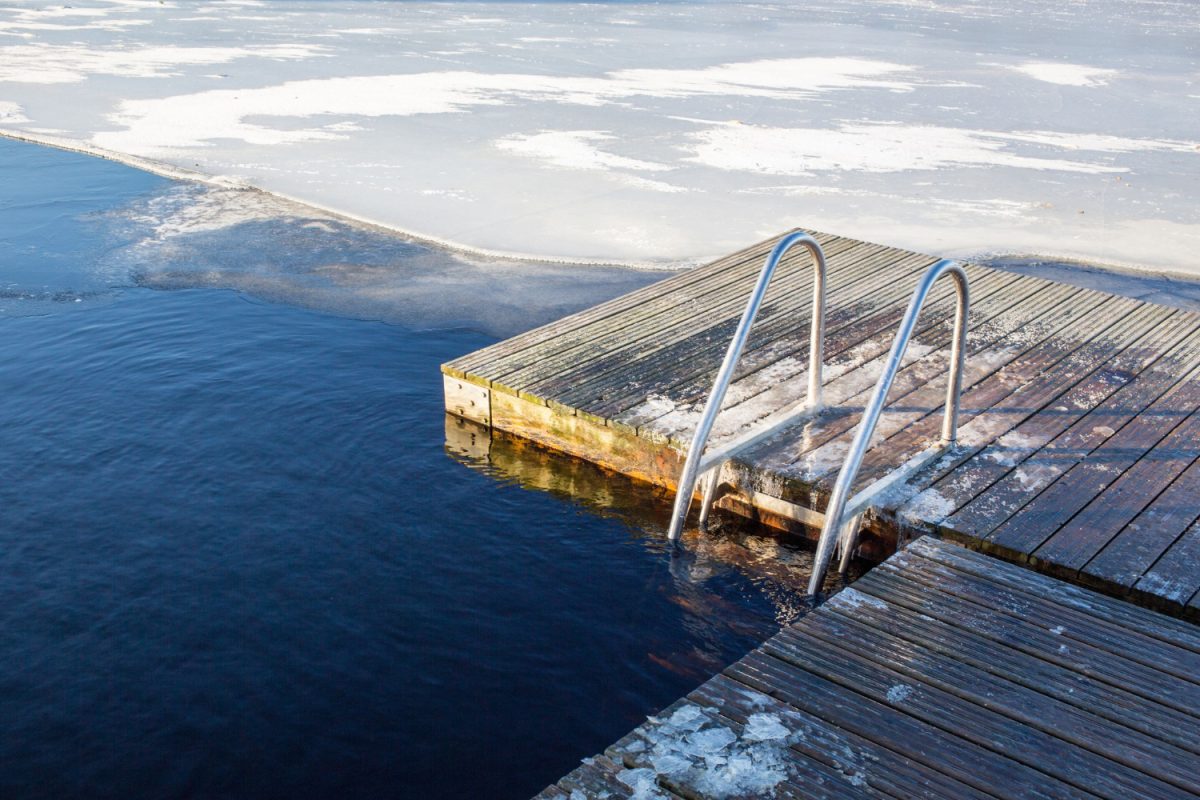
[666,230,826,544]
[806,259,969,594]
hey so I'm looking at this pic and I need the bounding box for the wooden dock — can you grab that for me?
[443,229,1200,617]
[534,537,1200,800]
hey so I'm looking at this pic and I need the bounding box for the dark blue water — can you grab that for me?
[0,137,818,799]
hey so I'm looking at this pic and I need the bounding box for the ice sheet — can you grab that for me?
[1,0,1197,274]
[95,181,667,336]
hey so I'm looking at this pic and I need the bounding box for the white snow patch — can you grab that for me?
[0,100,28,124]
[1137,572,1192,603]
[957,398,1023,447]
[832,586,889,611]
[900,487,956,523]
[886,684,914,703]
[617,767,670,799]
[998,129,1196,153]
[1012,462,1061,492]
[0,43,323,84]
[91,57,920,155]
[118,184,328,240]
[685,122,1142,176]
[983,430,1041,466]
[497,130,687,193]
[792,439,848,479]
[497,130,672,173]
[1009,62,1118,87]
[743,713,791,742]
[626,393,681,422]
[627,705,801,797]
[1050,625,1066,634]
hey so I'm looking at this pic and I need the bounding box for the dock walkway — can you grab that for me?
[444,229,1200,617]
[535,538,1200,800]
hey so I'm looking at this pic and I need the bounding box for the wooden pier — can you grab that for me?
[534,538,1200,800]
[443,229,1200,617]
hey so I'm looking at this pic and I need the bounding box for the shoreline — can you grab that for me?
[0,129,684,273]
[4,128,1199,290]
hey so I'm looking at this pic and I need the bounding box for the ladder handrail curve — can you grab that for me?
[666,230,827,544]
[806,258,969,595]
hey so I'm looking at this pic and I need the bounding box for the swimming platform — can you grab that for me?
[441,228,1200,796]
[444,228,1200,616]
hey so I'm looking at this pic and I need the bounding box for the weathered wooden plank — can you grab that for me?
[941,342,1200,543]
[661,270,1077,472]
[1133,519,1200,613]
[821,584,1200,754]
[846,296,1160,494]
[768,626,1194,800]
[795,600,1200,793]
[442,374,491,425]
[688,675,995,800]
[903,314,1200,541]
[855,562,1200,717]
[537,539,1200,800]
[883,549,1200,684]
[557,753,652,799]
[987,367,1200,562]
[489,389,684,488]
[728,651,1094,800]
[553,248,950,415]
[488,236,869,395]
[907,537,1200,652]
[519,240,925,408]
[1033,400,1200,576]
[1082,455,1200,594]
[446,236,782,383]
[448,230,805,376]
[648,266,1036,424]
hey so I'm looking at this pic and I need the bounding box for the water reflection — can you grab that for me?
[445,413,858,638]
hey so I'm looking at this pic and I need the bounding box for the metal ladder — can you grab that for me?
[807,258,969,595]
[664,245,969,597]
[666,230,828,543]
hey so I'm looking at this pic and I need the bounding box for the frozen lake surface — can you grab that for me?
[0,135,832,799]
[0,0,1197,273]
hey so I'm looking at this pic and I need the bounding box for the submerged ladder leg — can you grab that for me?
[835,513,864,576]
[696,468,722,531]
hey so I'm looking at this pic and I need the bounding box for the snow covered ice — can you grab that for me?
[1,0,1198,273]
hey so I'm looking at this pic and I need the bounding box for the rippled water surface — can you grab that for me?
[0,136,824,799]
